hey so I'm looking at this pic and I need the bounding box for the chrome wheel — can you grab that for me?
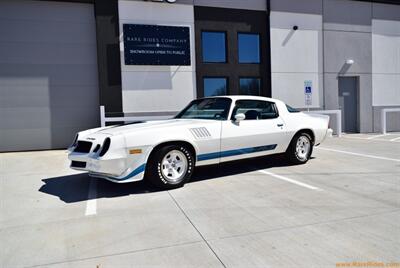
[161,150,188,183]
[296,136,311,160]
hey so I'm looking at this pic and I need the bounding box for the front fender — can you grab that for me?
[143,139,199,164]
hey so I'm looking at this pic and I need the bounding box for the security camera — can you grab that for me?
[293,25,298,31]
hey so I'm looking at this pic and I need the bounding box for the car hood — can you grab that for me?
[95,119,220,136]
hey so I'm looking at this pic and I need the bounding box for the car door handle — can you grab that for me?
[277,124,284,127]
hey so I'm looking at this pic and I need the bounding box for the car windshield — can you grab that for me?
[175,98,232,120]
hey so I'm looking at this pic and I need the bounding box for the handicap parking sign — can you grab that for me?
[304,80,312,94]
[304,80,312,106]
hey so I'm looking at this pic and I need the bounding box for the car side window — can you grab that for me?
[231,100,279,120]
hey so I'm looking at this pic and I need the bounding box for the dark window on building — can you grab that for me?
[195,7,270,98]
[238,33,260,63]
[203,77,228,97]
[231,100,278,120]
[239,78,261,96]
[202,31,226,63]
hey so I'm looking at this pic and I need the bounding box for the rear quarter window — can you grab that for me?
[286,104,300,113]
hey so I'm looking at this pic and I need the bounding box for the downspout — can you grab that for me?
[322,0,326,110]
[266,0,272,97]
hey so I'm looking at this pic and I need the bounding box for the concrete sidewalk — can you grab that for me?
[1,136,399,267]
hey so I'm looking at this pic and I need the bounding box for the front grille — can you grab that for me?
[71,161,86,168]
[73,141,92,153]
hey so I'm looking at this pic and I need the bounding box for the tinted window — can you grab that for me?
[238,33,260,63]
[204,78,227,97]
[239,78,261,96]
[176,98,232,120]
[232,100,278,120]
[202,31,226,63]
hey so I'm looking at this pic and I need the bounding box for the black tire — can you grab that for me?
[145,144,195,189]
[286,132,313,164]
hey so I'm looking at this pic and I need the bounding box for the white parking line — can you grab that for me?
[317,147,400,162]
[366,134,389,140]
[258,170,322,191]
[390,137,400,142]
[85,179,97,216]
[342,135,397,142]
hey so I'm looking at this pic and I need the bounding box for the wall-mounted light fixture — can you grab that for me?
[339,59,354,74]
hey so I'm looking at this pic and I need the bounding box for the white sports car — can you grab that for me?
[68,96,332,189]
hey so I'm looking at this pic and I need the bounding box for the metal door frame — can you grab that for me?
[338,76,360,133]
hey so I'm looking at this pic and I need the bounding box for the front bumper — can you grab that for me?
[69,152,126,176]
[69,152,146,183]
[88,163,146,183]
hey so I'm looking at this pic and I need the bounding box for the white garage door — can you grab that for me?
[0,0,99,152]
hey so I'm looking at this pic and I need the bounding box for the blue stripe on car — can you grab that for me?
[112,144,277,181]
[113,164,146,181]
[197,144,277,161]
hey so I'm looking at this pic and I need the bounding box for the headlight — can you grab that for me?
[93,144,101,153]
[99,138,111,157]
[70,134,79,147]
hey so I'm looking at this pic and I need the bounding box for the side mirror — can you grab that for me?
[234,113,246,122]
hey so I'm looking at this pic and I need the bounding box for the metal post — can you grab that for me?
[337,110,342,137]
[100,105,106,127]
[381,109,386,135]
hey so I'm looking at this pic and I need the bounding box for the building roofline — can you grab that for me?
[354,0,400,5]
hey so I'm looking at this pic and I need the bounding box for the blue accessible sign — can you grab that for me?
[304,80,313,106]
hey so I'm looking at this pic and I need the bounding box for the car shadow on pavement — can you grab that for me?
[192,154,295,183]
[39,154,296,203]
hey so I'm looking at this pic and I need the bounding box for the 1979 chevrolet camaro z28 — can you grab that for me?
[68,96,332,189]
